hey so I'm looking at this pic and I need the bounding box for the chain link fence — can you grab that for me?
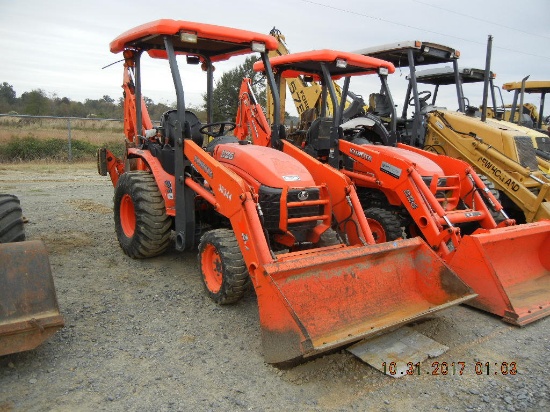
[0,114,125,162]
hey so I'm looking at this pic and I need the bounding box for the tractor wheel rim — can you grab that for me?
[120,194,136,238]
[367,218,386,243]
[202,244,223,293]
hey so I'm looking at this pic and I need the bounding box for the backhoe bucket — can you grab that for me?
[257,237,475,364]
[0,240,64,356]
[448,221,550,326]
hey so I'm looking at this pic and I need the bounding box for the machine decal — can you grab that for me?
[282,175,301,181]
[218,184,232,201]
[297,191,309,201]
[403,189,419,209]
[241,233,250,250]
[478,157,520,192]
[194,156,213,178]
[221,150,235,160]
[164,180,174,200]
[464,211,482,218]
[381,161,402,179]
[289,80,310,115]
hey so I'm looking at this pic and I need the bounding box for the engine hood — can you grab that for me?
[212,143,316,189]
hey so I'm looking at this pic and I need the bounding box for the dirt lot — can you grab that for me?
[1,162,548,411]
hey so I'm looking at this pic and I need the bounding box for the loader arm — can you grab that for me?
[182,139,274,268]
[340,139,462,256]
[424,111,550,222]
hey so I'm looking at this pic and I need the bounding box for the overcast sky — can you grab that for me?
[1,0,548,116]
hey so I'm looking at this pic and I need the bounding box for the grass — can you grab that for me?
[0,117,125,162]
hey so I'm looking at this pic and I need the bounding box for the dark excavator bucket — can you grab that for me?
[256,237,475,364]
[448,220,550,326]
[0,240,64,356]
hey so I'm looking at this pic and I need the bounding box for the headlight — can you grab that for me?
[335,58,347,68]
[180,31,197,43]
[251,42,266,53]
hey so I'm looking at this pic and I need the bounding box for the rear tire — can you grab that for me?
[114,171,171,258]
[198,229,249,304]
[365,207,402,243]
[0,194,25,243]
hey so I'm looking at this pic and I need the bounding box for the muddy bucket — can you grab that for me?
[256,237,475,364]
[448,220,550,326]
[0,240,64,356]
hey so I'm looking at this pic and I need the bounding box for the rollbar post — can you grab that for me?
[164,36,195,251]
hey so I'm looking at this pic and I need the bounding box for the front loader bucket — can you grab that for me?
[448,220,550,326]
[0,240,64,356]
[257,237,475,364]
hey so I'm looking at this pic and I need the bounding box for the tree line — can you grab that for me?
[0,56,266,123]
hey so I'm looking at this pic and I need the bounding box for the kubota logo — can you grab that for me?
[349,148,372,162]
[297,191,309,201]
[194,156,213,178]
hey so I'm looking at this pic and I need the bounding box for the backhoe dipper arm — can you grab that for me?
[234,78,271,146]
[122,61,153,143]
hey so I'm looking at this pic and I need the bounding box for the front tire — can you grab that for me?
[198,229,249,304]
[365,207,402,243]
[114,171,171,258]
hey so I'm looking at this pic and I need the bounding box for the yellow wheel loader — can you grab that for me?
[0,194,64,356]
[409,67,550,176]
[357,40,550,224]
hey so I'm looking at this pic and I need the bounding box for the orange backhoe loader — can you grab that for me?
[97,20,475,364]
[0,194,64,356]
[242,49,550,326]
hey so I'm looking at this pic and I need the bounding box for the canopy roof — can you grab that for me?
[354,40,460,68]
[110,19,279,62]
[253,49,395,80]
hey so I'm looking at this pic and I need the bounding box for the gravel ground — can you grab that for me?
[0,163,548,411]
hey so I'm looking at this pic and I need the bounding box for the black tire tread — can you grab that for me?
[114,171,171,258]
[0,194,26,243]
[198,228,249,305]
[317,228,342,247]
[365,206,402,242]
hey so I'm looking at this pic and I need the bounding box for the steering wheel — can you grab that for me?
[408,90,432,105]
[199,122,236,138]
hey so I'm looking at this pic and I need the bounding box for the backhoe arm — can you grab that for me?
[425,112,550,222]
[235,78,271,146]
[122,63,153,143]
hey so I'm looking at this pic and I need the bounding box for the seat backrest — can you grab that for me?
[368,93,393,118]
[306,117,333,151]
[161,110,203,146]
